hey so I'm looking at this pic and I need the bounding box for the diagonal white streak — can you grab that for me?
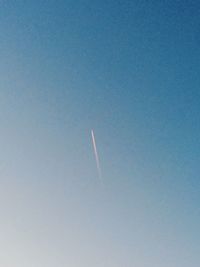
[91,129,102,181]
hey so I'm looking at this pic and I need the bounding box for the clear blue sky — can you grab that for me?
[0,1,199,266]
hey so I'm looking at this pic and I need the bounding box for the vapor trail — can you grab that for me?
[91,129,102,182]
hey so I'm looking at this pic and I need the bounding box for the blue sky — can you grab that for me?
[0,1,199,266]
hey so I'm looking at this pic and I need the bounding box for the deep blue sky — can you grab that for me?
[0,1,199,266]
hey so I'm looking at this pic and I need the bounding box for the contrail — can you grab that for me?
[91,129,102,182]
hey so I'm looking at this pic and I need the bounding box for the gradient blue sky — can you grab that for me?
[0,1,200,266]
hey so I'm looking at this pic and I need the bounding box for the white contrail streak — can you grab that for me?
[91,129,102,182]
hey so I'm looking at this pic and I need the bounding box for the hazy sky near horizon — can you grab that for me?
[0,1,200,266]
